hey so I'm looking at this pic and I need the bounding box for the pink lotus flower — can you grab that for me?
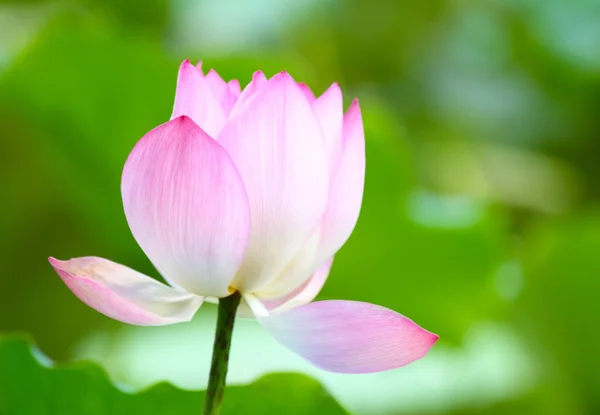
[49,60,437,374]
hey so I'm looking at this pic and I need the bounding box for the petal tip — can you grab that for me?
[424,330,440,349]
[171,114,199,130]
[327,82,341,92]
[48,256,62,268]
[344,99,363,124]
[180,59,198,72]
[252,70,266,80]
[271,71,293,83]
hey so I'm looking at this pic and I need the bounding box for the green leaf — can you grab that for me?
[0,335,349,415]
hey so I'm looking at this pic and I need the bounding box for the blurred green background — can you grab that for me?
[0,0,599,413]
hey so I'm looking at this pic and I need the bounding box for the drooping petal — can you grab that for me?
[122,116,251,298]
[229,71,268,116]
[313,99,366,267]
[171,60,226,138]
[257,300,438,373]
[49,257,203,326]
[312,83,343,165]
[218,72,329,293]
[262,257,333,313]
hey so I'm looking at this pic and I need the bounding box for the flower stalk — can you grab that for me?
[203,291,242,415]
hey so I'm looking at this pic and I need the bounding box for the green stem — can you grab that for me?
[202,291,242,415]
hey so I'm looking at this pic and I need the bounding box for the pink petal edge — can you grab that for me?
[298,82,316,103]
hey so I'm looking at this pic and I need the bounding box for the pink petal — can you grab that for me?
[204,69,227,100]
[262,257,333,313]
[49,257,203,326]
[298,82,316,103]
[228,79,241,96]
[264,100,364,297]
[312,83,344,166]
[313,99,365,267]
[205,69,238,116]
[122,116,251,298]
[229,71,268,116]
[171,60,226,138]
[218,72,329,293]
[258,300,438,373]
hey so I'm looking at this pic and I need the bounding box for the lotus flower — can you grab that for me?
[49,60,437,374]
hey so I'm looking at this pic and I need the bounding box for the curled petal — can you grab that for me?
[49,257,203,326]
[122,116,251,298]
[257,300,438,373]
[171,60,226,138]
[219,72,329,293]
[313,99,365,267]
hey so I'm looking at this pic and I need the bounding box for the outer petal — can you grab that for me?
[262,257,333,313]
[219,72,329,293]
[312,83,343,165]
[49,257,203,326]
[313,99,366,267]
[257,300,438,373]
[171,60,226,138]
[122,116,251,298]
